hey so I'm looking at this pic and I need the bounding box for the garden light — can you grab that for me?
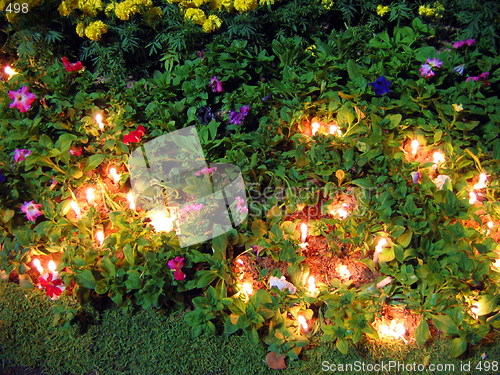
[377,320,407,343]
[307,276,317,294]
[297,315,310,334]
[410,139,419,156]
[432,151,445,166]
[311,121,320,136]
[241,282,254,298]
[86,188,96,204]
[300,223,308,243]
[96,230,105,246]
[329,124,342,136]
[109,167,121,183]
[473,173,488,190]
[95,113,104,130]
[47,260,57,274]
[32,258,44,274]
[126,192,136,210]
[149,209,176,233]
[4,65,18,80]
[337,264,351,280]
[331,203,349,219]
[70,199,81,219]
[469,191,477,205]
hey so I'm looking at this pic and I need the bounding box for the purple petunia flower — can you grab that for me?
[21,201,43,221]
[411,172,421,184]
[8,86,36,113]
[229,105,250,125]
[14,149,32,163]
[419,63,434,78]
[0,172,5,184]
[368,76,391,96]
[209,76,223,93]
[426,58,443,68]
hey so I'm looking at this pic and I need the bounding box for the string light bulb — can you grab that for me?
[410,139,419,156]
[329,124,342,136]
[469,191,477,205]
[32,258,44,274]
[126,192,136,210]
[311,121,320,136]
[432,151,445,166]
[297,315,310,333]
[95,113,104,130]
[96,230,105,246]
[109,167,121,184]
[48,260,57,273]
[300,223,308,243]
[4,65,18,80]
[86,188,96,204]
[307,276,317,294]
[473,173,488,190]
[70,200,81,219]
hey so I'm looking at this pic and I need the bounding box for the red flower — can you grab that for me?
[69,146,83,156]
[123,125,146,144]
[167,256,186,281]
[62,57,84,72]
[39,273,65,298]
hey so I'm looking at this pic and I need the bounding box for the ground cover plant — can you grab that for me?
[0,0,499,373]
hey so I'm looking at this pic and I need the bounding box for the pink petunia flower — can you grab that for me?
[14,149,32,162]
[209,76,223,93]
[61,57,84,72]
[235,196,248,214]
[466,72,490,85]
[453,39,476,48]
[426,58,443,68]
[39,273,65,299]
[419,63,435,78]
[194,166,217,176]
[21,201,43,221]
[465,39,476,46]
[168,256,186,281]
[123,125,146,144]
[9,86,36,113]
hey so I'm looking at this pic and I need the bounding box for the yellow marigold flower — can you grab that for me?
[58,0,78,16]
[320,0,334,10]
[105,2,116,14]
[75,22,86,37]
[418,5,435,17]
[115,1,134,20]
[233,0,257,13]
[376,5,390,16]
[78,0,103,16]
[221,0,233,11]
[202,14,222,33]
[184,8,206,25]
[85,20,108,41]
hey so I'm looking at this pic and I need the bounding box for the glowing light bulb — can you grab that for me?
[432,151,445,166]
[378,320,407,342]
[109,167,120,184]
[373,238,388,264]
[86,188,96,204]
[4,65,18,80]
[241,282,254,297]
[32,259,44,274]
[70,200,81,219]
[297,315,310,333]
[337,264,351,280]
[95,113,104,130]
[307,276,317,294]
[126,192,136,210]
[473,173,488,190]
[236,259,244,266]
[410,139,419,156]
[493,259,500,268]
[300,223,308,243]
[48,260,57,273]
[331,204,349,219]
[329,124,342,136]
[311,122,320,136]
[469,191,477,205]
[96,230,105,245]
[149,210,176,233]
[487,221,494,229]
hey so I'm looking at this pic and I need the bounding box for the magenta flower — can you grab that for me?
[426,58,443,68]
[209,76,223,92]
[229,105,250,124]
[21,201,43,221]
[453,39,476,48]
[466,72,490,85]
[195,166,217,176]
[9,86,36,113]
[168,256,186,281]
[368,76,391,96]
[14,149,32,162]
[419,63,435,78]
[61,57,84,72]
[235,196,248,214]
[180,203,205,214]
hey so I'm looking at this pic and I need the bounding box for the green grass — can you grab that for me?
[1,281,498,375]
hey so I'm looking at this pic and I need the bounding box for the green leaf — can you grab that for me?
[449,337,467,358]
[196,270,217,288]
[475,295,498,316]
[350,178,372,189]
[99,256,116,278]
[379,247,395,263]
[125,270,142,290]
[84,154,106,172]
[431,314,459,335]
[75,270,96,289]
[415,319,431,346]
[123,244,135,265]
[336,339,349,354]
[397,231,412,248]
[251,220,267,237]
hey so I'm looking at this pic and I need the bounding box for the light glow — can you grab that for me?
[4,66,18,80]
[307,276,317,294]
[410,139,419,156]
[331,203,349,219]
[149,210,176,233]
[432,151,445,165]
[311,121,320,136]
[300,223,308,243]
[337,264,351,280]
[373,238,388,264]
[329,124,342,136]
[95,113,104,130]
[493,259,500,268]
[86,188,96,204]
[96,230,105,245]
[469,191,477,205]
[487,221,494,229]
[241,282,254,297]
[378,320,407,343]
[70,200,81,218]
[32,259,44,274]
[109,167,121,184]
[473,173,488,190]
[126,192,136,210]
[47,260,57,273]
[297,315,309,333]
